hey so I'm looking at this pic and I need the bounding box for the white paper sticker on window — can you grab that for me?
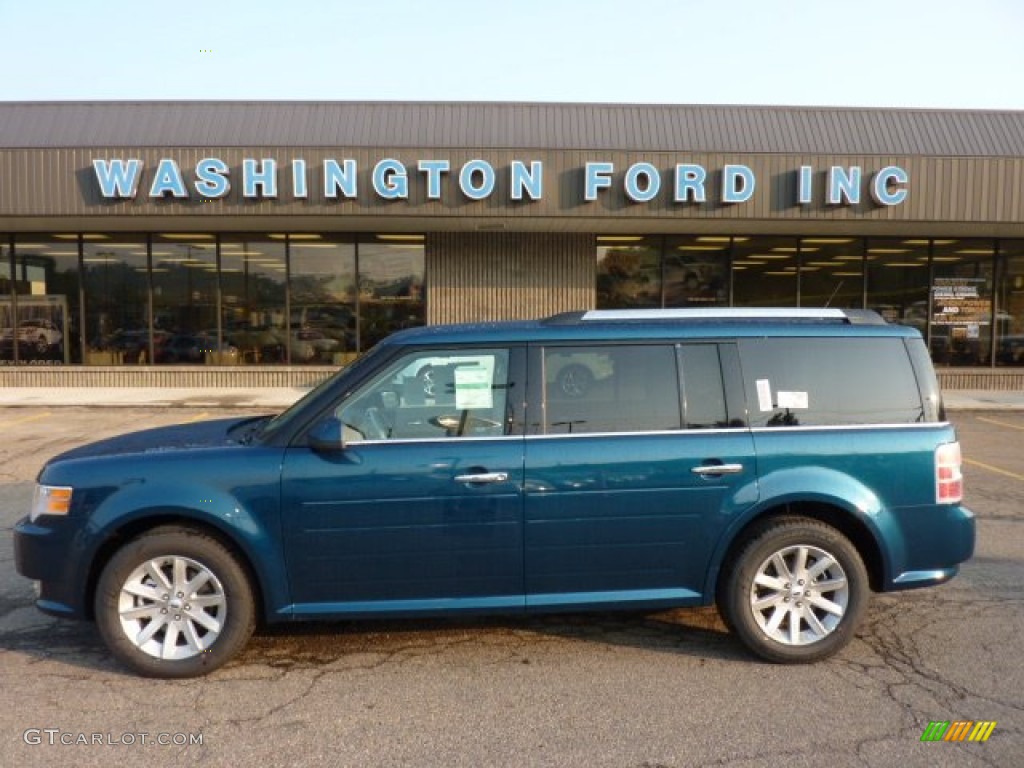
[756,379,773,412]
[777,390,809,409]
[455,365,494,410]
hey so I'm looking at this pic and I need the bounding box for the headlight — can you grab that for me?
[30,484,73,522]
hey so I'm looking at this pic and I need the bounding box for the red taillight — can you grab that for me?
[936,441,963,504]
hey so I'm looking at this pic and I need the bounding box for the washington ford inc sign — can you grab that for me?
[91,157,910,207]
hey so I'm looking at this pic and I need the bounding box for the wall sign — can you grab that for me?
[91,157,909,208]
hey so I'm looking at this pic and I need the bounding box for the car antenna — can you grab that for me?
[824,280,844,308]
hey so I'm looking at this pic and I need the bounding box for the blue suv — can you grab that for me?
[14,308,975,677]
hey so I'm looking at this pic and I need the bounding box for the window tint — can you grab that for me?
[543,345,681,434]
[679,345,729,428]
[739,337,924,427]
[338,348,512,440]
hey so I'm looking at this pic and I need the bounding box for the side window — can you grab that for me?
[338,348,512,441]
[739,337,925,427]
[543,345,681,434]
[678,344,729,429]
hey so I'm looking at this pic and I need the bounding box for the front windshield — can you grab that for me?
[256,347,385,442]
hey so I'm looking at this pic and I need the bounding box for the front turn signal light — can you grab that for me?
[30,485,73,522]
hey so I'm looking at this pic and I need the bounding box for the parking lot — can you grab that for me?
[1,406,1021,767]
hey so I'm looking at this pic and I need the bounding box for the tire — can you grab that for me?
[94,526,256,678]
[717,516,869,663]
[556,363,594,398]
[36,336,49,355]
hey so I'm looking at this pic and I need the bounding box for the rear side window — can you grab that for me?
[678,344,729,429]
[739,337,925,427]
[542,345,681,434]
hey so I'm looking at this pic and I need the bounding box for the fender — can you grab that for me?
[702,466,902,601]
[78,478,292,622]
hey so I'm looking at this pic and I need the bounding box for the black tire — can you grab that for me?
[36,336,49,355]
[94,526,256,678]
[556,363,594,398]
[717,516,869,663]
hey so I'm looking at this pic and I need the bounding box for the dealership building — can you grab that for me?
[1,101,1023,389]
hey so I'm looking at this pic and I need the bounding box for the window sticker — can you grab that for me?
[454,359,494,410]
[756,379,773,412]
[777,390,809,409]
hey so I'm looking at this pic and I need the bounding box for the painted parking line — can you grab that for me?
[976,416,1024,432]
[0,411,53,427]
[183,412,211,423]
[964,457,1024,483]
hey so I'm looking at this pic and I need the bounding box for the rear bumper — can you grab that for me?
[885,504,975,591]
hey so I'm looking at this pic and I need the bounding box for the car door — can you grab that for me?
[524,342,757,610]
[280,345,527,616]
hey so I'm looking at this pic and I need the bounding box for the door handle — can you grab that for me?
[454,471,509,484]
[691,463,744,476]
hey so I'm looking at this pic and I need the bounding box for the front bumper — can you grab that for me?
[13,516,90,618]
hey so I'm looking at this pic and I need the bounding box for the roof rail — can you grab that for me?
[545,308,887,325]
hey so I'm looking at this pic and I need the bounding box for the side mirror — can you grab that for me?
[308,417,346,453]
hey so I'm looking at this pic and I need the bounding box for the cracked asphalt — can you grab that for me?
[1,407,1021,767]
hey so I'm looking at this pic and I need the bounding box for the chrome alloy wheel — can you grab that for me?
[749,544,849,646]
[117,555,227,660]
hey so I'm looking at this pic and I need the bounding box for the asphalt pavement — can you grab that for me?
[1,407,1022,766]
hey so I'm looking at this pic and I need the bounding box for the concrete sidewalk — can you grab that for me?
[0,386,1021,410]
[0,387,307,409]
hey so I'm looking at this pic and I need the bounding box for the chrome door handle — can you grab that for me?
[454,471,509,484]
[691,463,744,476]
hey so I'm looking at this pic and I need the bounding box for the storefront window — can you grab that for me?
[1,236,13,363]
[596,236,661,308]
[151,234,218,365]
[732,236,798,306]
[930,239,995,366]
[220,236,287,365]
[1,236,11,295]
[865,238,930,332]
[996,240,1024,366]
[359,236,426,350]
[289,235,357,364]
[798,238,864,308]
[82,235,148,364]
[664,236,728,306]
[8,235,80,364]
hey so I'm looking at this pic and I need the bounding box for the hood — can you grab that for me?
[51,415,268,463]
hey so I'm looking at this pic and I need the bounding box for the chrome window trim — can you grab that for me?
[341,421,951,445]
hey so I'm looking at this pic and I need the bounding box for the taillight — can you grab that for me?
[935,441,963,504]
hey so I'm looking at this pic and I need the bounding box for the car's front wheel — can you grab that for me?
[94,526,256,678]
[718,516,869,663]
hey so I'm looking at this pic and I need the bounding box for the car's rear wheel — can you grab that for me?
[94,526,255,678]
[718,516,869,663]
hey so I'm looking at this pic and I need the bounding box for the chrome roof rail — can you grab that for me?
[545,308,887,325]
